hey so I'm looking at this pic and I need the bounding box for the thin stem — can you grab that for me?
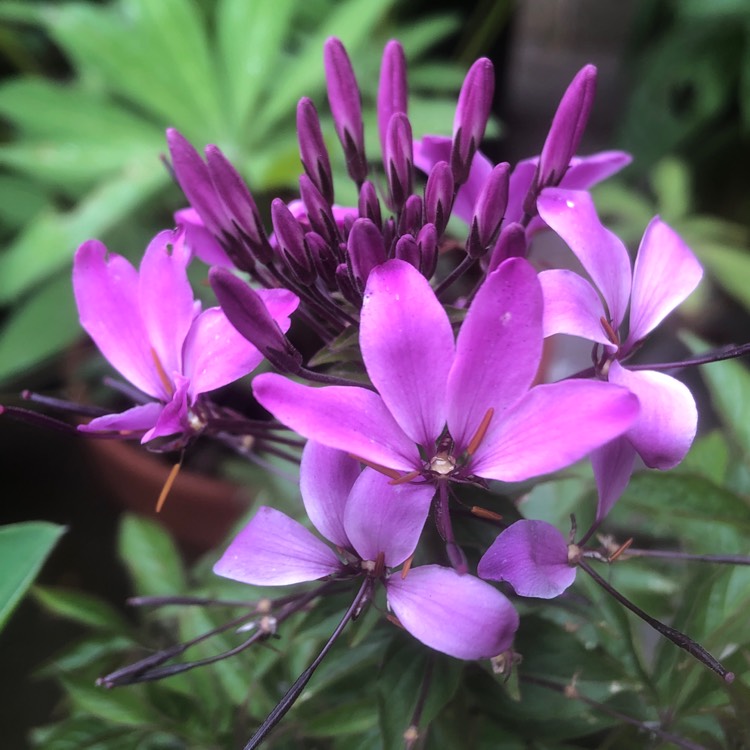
[522,675,708,750]
[626,342,750,372]
[20,390,109,417]
[578,559,734,683]
[0,405,81,435]
[622,548,750,566]
[404,655,435,749]
[298,367,371,388]
[434,255,477,299]
[243,577,373,750]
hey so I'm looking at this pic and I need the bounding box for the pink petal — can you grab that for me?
[78,402,163,437]
[253,373,420,471]
[343,469,434,567]
[138,228,197,379]
[591,435,637,520]
[625,218,703,347]
[537,189,631,329]
[182,308,262,396]
[361,259,454,449]
[505,158,537,225]
[447,258,543,453]
[560,151,632,191]
[142,375,191,443]
[538,269,610,345]
[175,207,233,267]
[300,441,360,548]
[387,565,519,660]
[608,361,697,469]
[470,380,640,482]
[73,240,162,399]
[213,506,342,586]
[477,520,576,599]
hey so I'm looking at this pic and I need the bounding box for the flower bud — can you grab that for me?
[377,40,408,153]
[297,97,334,205]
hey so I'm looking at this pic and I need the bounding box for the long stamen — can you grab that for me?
[390,469,421,485]
[599,316,620,346]
[470,506,503,522]
[401,553,415,579]
[155,460,182,513]
[466,407,494,456]
[150,347,174,396]
[349,454,402,480]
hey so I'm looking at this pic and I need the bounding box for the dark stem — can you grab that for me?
[404,655,435,749]
[298,367,371,388]
[434,255,477,299]
[522,675,708,750]
[578,559,734,683]
[243,577,373,750]
[626,342,750,372]
[619,548,750,566]
[21,390,109,417]
[0,405,81,435]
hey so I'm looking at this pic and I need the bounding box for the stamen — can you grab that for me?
[470,505,503,522]
[608,537,633,563]
[386,613,405,629]
[401,553,415,579]
[150,347,174,396]
[599,316,620,347]
[373,551,386,579]
[390,469,421,485]
[155,461,182,513]
[466,407,494,455]
[348,454,401,480]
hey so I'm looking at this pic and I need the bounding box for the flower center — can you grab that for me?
[428,451,457,476]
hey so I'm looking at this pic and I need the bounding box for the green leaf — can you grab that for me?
[61,677,159,727]
[0,521,64,631]
[688,336,750,459]
[0,174,49,228]
[118,515,186,597]
[32,586,131,632]
[0,165,168,303]
[650,157,692,221]
[678,430,729,483]
[0,273,81,383]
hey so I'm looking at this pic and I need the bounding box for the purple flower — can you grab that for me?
[478,520,577,599]
[414,135,631,237]
[214,442,519,659]
[73,228,298,443]
[537,188,703,517]
[253,257,639,485]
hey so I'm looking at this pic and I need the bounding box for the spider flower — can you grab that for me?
[215,442,519,659]
[537,188,703,516]
[73,228,298,444]
[253,257,639,486]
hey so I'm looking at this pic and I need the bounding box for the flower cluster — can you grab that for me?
[57,35,739,748]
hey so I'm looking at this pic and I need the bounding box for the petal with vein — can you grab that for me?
[344,469,434,567]
[78,402,162,437]
[361,259,454,449]
[387,565,519,659]
[447,258,543,452]
[591,435,637,520]
[253,374,420,471]
[478,520,575,599]
[471,380,640,482]
[213,506,342,586]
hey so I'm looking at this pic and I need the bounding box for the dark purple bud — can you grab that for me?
[205,145,273,265]
[424,160,454,237]
[271,199,315,284]
[384,112,413,213]
[377,40,408,153]
[335,262,361,307]
[395,234,420,270]
[347,218,387,288]
[305,231,337,288]
[467,162,509,258]
[358,180,382,228]
[398,194,423,238]
[324,37,367,184]
[381,217,396,254]
[417,223,438,278]
[451,58,494,186]
[299,174,337,245]
[167,129,225,238]
[209,268,302,374]
[538,65,597,189]
[487,222,527,273]
[297,97,334,205]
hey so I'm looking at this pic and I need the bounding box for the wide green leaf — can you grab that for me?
[33,585,131,632]
[118,515,186,597]
[0,521,64,631]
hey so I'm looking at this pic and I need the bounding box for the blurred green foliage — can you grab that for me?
[0,0,467,383]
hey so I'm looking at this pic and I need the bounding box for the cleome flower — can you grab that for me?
[215,441,519,660]
[537,188,703,517]
[73,227,298,445]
